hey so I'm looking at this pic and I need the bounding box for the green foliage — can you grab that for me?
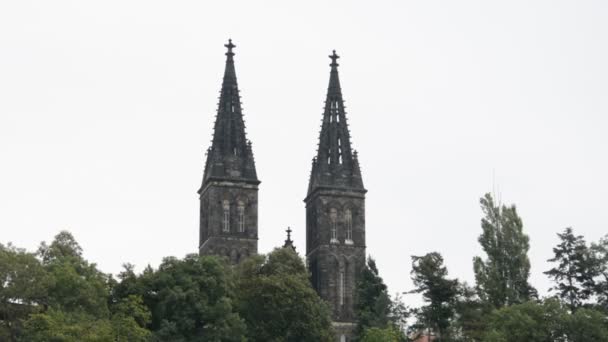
[21,309,114,342]
[4,223,608,342]
[38,231,83,264]
[452,283,488,342]
[235,247,333,342]
[483,298,608,342]
[544,227,596,311]
[141,254,246,341]
[37,231,110,319]
[474,193,535,309]
[0,243,51,340]
[565,307,608,341]
[360,325,403,342]
[0,231,154,341]
[591,235,608,311]
[483,299,566,342]
[110,295,151,342]
[355,258,392,334]
[410,252,459,341]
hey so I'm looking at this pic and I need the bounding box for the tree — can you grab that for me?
[37,231,110,319]
[139,254,246,342]
[590,234,608,312]
[564,307,608,341]
[483,298,608,342]
[410,252,459,341]
[16,231,123,342]
[0,243,50,340]
[483,299,566,342]
[355,257,407,341]
[360,325,403,342]
[452,283,488,342]
[21,309,114,342]
[544,227,596,311]
[473,193,535,309]
[355,258,392,334]
[110,295,151,342]
[235,247,333,342]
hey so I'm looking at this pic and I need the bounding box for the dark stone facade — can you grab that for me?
[199,44,367,341]
[199,180,258,262]
[306,51,367,342]
[199,40,260,263]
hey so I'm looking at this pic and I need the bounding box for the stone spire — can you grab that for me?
[201,39,258,192]
[307,50,364,196]
[283,227,296,251]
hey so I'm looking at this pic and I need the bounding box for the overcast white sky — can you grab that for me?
[1,1,607,305]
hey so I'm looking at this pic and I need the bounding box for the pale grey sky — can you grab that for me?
[1,1,607,305]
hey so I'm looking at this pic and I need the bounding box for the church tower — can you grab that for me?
[305,51,367,340]
[198,40,260,263]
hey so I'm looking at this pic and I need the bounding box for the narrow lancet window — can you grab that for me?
[330,208,338,243]
[237,201,245,232]
[345,209,353,243]
[222,200,230,232]
[339,271,345,306]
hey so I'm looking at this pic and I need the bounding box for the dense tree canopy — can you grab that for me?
[2,190,608,342]
[141,255,245,341]
[235,247,334,342]
[483,299,608,342]
[0,243,50,340]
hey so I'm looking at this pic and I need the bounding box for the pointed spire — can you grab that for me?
[200,40,259,192]
[283,226,296,251]
[307,50,364,195]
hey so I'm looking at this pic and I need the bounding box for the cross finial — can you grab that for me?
[283,226,295,251]
[225,39,236,56]
[286,226,292,241]
[329,50,340,68]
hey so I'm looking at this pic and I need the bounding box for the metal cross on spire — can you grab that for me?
[286,226,292,241]
[329,50,340,68]
[283,226,296,251]
[225,39,236,56]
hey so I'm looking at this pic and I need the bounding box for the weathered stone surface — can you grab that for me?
[306,51,366,342]
[198,40,259,264]
[199,181,258,263]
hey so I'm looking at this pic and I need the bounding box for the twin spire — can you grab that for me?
[201,40,364,195]
[307,50,365,195]
[200,39,258,191]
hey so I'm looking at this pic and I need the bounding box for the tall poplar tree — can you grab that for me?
[473,193,535,308]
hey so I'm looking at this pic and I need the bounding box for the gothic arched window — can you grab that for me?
[237,201,245,232]
[330,208,338,243]
[222,200,230,232]
[345,209,353,244]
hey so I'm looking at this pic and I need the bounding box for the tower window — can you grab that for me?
[330,208,338,243]
[345,209,353,243]
[237,201,245,232]
[339,271,345,306]
[222,200,230,232]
